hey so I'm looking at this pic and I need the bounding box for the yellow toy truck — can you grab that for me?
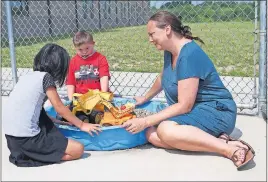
[69,90,136,126]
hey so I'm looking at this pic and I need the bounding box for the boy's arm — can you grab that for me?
[100,76,109,92]
[65,59,76,100]
[98,55,110,92]
[67,85,75,100]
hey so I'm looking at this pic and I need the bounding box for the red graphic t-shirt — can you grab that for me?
[66,52,110,94]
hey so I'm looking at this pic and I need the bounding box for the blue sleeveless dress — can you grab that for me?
[162,41,237,137]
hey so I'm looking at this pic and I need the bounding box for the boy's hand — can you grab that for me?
[80,122,102,136]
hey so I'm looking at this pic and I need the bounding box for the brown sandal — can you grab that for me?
[231,147,255,170]
[219,133,255,154]
[230,137,255,155]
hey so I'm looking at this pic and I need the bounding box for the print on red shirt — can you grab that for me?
[66,52,110,94]
[75,64,100,83]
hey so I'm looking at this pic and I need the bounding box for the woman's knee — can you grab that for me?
[156,121,179,142]
[145,126,173,149]
[65,139,84,159]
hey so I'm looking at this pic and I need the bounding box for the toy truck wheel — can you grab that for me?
[77,114,89,123]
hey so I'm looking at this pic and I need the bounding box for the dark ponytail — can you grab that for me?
[149,11,204,44]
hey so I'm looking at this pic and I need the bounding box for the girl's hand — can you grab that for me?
[122,118,148,134]
[80,122,102,136]
[134,96,148,106]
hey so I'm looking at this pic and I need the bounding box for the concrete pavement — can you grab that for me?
[1,96,267,181]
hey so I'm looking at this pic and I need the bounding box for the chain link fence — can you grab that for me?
[1,1,267,116]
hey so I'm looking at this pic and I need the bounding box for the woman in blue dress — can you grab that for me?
[123,11,255,170]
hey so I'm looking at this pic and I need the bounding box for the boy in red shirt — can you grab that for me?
[66,31,110,100]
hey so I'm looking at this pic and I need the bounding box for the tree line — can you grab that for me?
[152,1,257,22]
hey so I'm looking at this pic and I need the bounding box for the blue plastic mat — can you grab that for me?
[45,97,167,151]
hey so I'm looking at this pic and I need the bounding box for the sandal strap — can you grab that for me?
[228,137,255,154]
[236,140,255,154]
[218,133,230,143]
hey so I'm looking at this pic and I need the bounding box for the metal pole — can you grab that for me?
[98,0,101,30]
[128,1,130,26]
[258,0,267,118]
[115,0,118,25]
[266,0,268,121]
[5,1,18,86]
[252,1,258,108]
[47,0,52,35]
[74,0,79,31]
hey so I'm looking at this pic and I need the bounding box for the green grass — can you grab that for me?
[1,21,259,77]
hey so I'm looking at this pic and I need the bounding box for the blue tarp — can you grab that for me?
[45,97,167,151]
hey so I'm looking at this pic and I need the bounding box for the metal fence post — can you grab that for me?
[258,0,267,118]
[5,1,18,86]
[266,0,268,120]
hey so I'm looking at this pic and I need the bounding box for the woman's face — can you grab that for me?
[147,20,168,50]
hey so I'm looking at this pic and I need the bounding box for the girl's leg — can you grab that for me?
[61,139,84,161]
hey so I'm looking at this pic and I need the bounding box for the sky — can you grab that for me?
[150,1,253,8]
[150,1,204,8]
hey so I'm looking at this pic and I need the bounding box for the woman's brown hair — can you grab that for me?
[149,11,204,44]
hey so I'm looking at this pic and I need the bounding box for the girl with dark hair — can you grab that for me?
[123,11,255,170]
[3,43,101,167]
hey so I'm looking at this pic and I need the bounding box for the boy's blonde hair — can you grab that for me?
[73,30,94,47]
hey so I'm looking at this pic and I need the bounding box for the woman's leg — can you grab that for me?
[61,139,84,161]
[147,123,249,151]
[146,126,175,149]
[147,125,249,151]
[218,133,249,150]
[156,121,252,167]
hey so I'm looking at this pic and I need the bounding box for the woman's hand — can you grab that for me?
[80,123,102,136]
[122,118,148,134]
[134,96,148,106]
